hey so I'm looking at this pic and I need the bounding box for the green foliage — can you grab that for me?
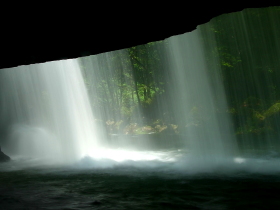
[253,111,265,121]
[78,39,168,127]
[78,7,280,139]
[263,103,280,118]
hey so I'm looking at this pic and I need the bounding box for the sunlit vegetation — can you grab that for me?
[77,7,280,141]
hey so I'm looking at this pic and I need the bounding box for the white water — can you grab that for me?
[1,60,101,163]
[1,30,239,168]
[1,26,278,173]
[164,29,239,162]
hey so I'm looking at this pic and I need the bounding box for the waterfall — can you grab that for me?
[162,29,239,163]
[0,59,101,163]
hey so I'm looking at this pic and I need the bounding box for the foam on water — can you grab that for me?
[2,148,280,177]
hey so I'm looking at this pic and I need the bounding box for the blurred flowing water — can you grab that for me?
[0,60,103,163]
[1,6,280,210]
[0,33,239,166]
[163,29,239,163]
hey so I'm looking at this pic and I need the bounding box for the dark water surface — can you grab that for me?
[1,164,280,210]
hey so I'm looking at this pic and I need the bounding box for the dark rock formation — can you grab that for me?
[0,147,10,162]
[0,5,269,70]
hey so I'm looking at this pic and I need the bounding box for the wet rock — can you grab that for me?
[0,147,11,162]
[90,200,102,205]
